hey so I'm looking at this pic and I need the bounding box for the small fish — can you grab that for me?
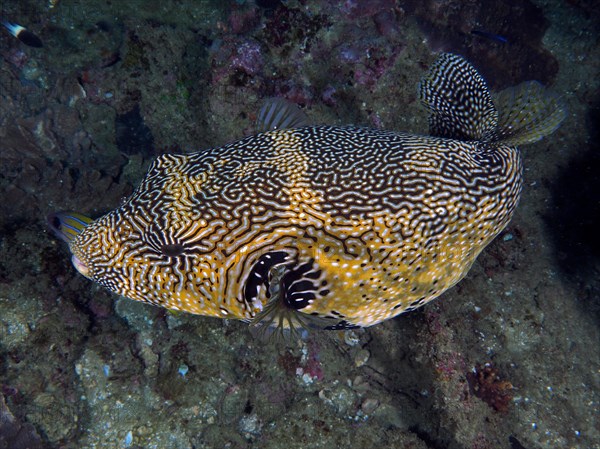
[48,212,93,243]
[471,29,508,44]
[48,212,93,276]
[2,21,43,48]
[50,54,565,338]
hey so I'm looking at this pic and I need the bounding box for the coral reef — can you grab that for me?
[467,363,514,413]
[0,0,598,448]
[0,395,44,449]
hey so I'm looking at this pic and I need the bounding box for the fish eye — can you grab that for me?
[161,244,185,257]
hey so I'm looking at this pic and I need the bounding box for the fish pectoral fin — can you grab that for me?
[249,263,310,342]
[249,295,335,343]
[249,291,310,343]
[249,262,334,342]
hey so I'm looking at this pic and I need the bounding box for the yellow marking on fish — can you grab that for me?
[53,54,565,332]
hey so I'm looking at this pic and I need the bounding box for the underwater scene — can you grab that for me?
[0,0,598,448]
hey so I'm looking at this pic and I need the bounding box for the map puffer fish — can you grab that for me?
[49,54,566,333]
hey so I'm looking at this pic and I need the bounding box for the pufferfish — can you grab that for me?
[49,54,565,334]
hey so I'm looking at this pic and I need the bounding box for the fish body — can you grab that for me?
[471,29,508,44]
[51,54,565,331]
[2,21,43,48]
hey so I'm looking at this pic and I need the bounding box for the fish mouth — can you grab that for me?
[71,254,91,278]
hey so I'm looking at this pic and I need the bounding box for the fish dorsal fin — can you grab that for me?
[419,53,498,141]
[256,98,310,133]
[492,81,567,146]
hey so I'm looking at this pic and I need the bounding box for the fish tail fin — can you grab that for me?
[419,53,566,145]
[47,211,92,243]
[492,81,567,146]
[419,53,498,141]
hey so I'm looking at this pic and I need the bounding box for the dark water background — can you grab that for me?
[0,1,598,448]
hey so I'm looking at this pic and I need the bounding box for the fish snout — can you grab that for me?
[71,254,91,278]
